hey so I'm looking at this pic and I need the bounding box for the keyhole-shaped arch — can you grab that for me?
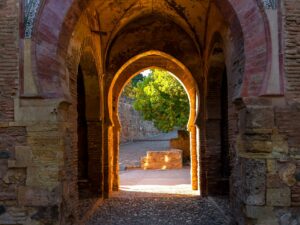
[108,50,201,192]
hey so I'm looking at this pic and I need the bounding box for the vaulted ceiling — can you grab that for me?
[80,0,218,76]
[91,0,210,51]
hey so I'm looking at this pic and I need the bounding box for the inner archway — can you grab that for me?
[117,68,195,195]
[108,51,200,194]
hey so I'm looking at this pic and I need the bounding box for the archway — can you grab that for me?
[108,51,200,193]
[77,50,102,198]
[18,1,285,224]
[204,33,230,195]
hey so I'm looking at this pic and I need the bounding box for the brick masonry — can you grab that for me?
[284,0,300,98]
[0,0,19,122]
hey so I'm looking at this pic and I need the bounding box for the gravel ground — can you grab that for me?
[83,133,236,225]
[84,168,235,225]
[85,195,235,225]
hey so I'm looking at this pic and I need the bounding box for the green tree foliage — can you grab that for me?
[123,74,144,98]
[127,69,189,132]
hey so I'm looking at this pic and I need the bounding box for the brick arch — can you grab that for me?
[108,50,201,192]
[77,49,102,198]
[31,0,271,98]
[58,37,103,221]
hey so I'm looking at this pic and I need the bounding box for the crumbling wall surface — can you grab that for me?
[230,97,300,225]
[118,96,160,143]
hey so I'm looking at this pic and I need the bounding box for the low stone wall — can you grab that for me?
[141,149,183,170]
[118,96,161,143]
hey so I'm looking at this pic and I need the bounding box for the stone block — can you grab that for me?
[267,188,291,206]
[3,168,26,185]
[7,146,32,168]
[247,107,274,130]
[267,160,278,174]
[18,187,59,207]
[272,134,288,154]
[242,158,266,205]
[26,166,59,189]
[244,135,272,153]
[279,163,297,187]
[141,149,182,170]
[0,160,8,179]
[267,174,286,188]
[244,205,275,219]
[31,146,64,166]
[31,206,59,223]
[256,218,279,225]
[280,213,292,225]
[240,107,274,134]
[27,133,62,147]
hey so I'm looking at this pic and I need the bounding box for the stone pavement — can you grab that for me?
[119,131,178,169]
[85,168,235,225]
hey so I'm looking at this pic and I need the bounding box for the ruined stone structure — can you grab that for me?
[141,149,183,170]
[118,95,160,143]
[0,0,300,224]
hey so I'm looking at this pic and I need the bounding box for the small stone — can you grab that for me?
[279,163,297,186]
[267,188,291,206]
[291,220,298,225]
[280,213,291,225]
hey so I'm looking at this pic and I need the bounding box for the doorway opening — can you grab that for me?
[117,68,196,196]
[76,53,102,200]
[108,51,200,196]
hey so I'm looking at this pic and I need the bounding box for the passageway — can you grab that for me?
[15,1,285,224]
[83,132,234,225]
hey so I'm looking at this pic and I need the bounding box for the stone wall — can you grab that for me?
[284,0,300,98]
[231,98,300,225]
[0,0,19,122]
[170,130,190,163]
[118,96,160,143]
